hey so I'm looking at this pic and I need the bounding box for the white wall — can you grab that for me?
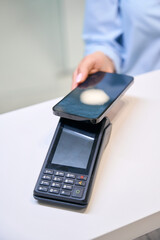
[0,0,85,113]
[60,0,85,70]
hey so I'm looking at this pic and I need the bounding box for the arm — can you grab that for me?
[72,0,123,89]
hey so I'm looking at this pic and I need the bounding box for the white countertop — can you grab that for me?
[1,70,160,240]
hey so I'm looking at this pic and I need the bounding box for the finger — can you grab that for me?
[72,63,89,89]
[76,57,95,84]
[72,69,78,89]
[72,55,96,89]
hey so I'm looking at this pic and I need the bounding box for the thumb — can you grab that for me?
[72,56,95,89]
[76,59,94,84]
[72,71,87,90]
[72,65,90,89]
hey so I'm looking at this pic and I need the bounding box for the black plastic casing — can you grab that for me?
[33,117,111,209]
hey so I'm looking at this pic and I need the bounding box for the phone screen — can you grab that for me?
[53,72,134,123]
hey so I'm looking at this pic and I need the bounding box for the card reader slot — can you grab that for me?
[34,195,87,209]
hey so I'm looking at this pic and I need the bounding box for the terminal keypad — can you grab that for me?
[38,169,87,199]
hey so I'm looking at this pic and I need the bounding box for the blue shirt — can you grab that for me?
[83,0,160,76]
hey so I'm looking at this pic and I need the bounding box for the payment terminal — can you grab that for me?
[33,72,134,209]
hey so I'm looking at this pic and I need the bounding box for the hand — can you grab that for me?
[72,51,115,89]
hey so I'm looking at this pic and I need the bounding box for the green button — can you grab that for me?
[72,187,84,198]
[76,190,80,194]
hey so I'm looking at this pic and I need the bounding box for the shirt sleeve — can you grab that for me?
[83,0,123,73]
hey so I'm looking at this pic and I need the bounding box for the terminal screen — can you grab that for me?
[51,128,95,169]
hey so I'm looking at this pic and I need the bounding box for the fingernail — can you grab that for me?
[76,73,82,83]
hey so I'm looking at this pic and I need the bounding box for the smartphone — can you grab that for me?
[53,72,134,124]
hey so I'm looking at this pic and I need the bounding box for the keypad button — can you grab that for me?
[62,184,73,190]
[55,171,64,177]
[40,180,50,186]
[66,173,75,179]
[39,171,87,200]
[60,190,71,196]
[53,176,63,182]
[77,175,87,181]
[49,188,59,194]
[44,169,53,175]
[42,175,52,180]
[72,187,84,198]
[75,180,86,187]
[38,186,48,192]
[64,179,74,185]
[51,182,61,188]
